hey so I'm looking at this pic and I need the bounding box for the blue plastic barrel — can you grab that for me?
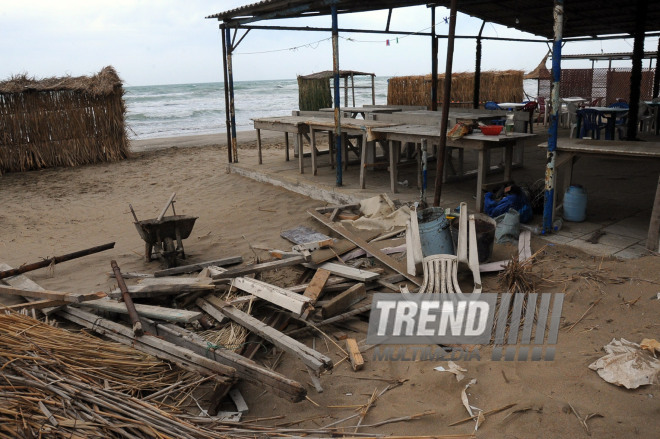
[417,207,454,256]
[563,185,587,222]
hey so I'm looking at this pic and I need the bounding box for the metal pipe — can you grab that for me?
[431,6,438,111]
[111,260,144,337]
[473,21,486,109]
[0,242,116,280]
[371,76,375,105]
[433,0,457,207]
[626,0,648,140]
[221,25,232,163]
[542,0,564,233]
[225,26,238,163]
[654,37,660,99]
[332,6,342,186]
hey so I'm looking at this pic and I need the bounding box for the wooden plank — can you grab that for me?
[308,208,422,285]
[106,272,154,279]
[303,269,331,301]
[0,262,64,315]
[212,256,305,280]
[154,256,243,277]
[0,285,104,303]
[346,338,365,371]
[108,283,215,299]
[229,388,249,414]
[230,277,310,314]
[321,283,367,319]
[317,262,380,282]
[136,319,305,402]
[647,175,660,251]
[80,299,202,323]
[0,299,68,311]
[199,296,333,372]
[57,306,237,383]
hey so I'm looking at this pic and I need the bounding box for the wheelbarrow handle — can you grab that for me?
[156,192,177,222]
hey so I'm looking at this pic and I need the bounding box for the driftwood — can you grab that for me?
[0,242,115,280]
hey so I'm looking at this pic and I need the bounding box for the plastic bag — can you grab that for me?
[484,185,533,224]
[447,122,470,140]
[495,209,520,243]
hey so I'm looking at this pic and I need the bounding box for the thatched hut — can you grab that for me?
[387,70,524,109]
[298,70,375,111]
[0,66,129,174]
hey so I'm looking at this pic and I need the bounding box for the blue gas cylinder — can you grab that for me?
[563,185,587,222]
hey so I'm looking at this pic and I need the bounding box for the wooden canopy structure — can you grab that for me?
[208,0,660,228]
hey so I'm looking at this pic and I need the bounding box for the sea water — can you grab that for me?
[124,78,537,140]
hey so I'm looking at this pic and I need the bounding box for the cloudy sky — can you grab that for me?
[2,1,655,87]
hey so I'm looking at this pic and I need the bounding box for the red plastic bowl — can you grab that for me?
[480,125,503,135]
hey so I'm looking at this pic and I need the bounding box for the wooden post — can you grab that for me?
[430,6,438,111]
[647,176,660,251]
[626,0,648,140]
[433,0,457,207]
[111,260,144,336]
[221,25,232,163]
[346,338,364,371]
[473,21,486,110]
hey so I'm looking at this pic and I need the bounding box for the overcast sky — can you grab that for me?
[2,1,656,87]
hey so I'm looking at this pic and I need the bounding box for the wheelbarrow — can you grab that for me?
[130,193,198,268]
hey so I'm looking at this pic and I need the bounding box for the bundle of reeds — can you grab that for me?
[0,66,129,174]
[0,311,237,438]
[387,70,524,108]
[298,76,332,111]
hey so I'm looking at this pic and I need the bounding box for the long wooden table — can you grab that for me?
[543,138,660,250]
[371,124,536,211]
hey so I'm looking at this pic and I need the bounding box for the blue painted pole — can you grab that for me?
[225,26,238,163]
[542,0,564,233]
[332,6,342,186]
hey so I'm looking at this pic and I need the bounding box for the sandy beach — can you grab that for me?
[1,134,659,438]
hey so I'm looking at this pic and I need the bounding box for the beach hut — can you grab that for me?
[0,66,129,174]
[298,70,375,111]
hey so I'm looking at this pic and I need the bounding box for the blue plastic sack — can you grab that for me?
[484,191,533,224]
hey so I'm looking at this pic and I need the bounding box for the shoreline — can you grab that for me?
[129,129,283,153]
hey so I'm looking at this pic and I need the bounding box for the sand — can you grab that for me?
[1,134,659,438]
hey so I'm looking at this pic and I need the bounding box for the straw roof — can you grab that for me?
[0,66,123,96]
[525,53,551,79]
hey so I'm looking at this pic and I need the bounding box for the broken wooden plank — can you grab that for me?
[0,263,66,315]
[0,285,105,303]
[317,262,380,282]
[108,280,216,299]
[346,338,365,371]
[321,283,367,319]
[199,296,333,372]
[137,318,306,402]
[106,272,154,279]
[0,299,68,311]
[229,388,249,414]
[57,306,237,384]
[230,277,310,314]
[303,269,331,301]
[154,256,243,277]
[310,229,382,265]
[80,299,202,323]
[308,208,422,285]
[212,256,306,280]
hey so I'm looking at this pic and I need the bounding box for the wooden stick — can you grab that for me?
[0,242,115,280]
[111,260,143,337]
[156,192,176,221]
[448,403,516,426]
[154,256,243,277]
[566,298,602,332]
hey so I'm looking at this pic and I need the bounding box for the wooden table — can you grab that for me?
[306,119,402,188]
[371,124,536,211]
[253,116,332,173]
[542,138,660,250]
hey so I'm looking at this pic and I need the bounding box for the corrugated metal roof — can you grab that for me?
[207,0,660,40]
[299,70,374,79]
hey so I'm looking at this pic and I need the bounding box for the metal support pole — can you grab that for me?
[626,0,648,140]
[221,26,232,163]
[225,26,238,163]
[473,21,486,109]
[433,0,457,207]
[542,0,564,233]
[431,6,438,111]
[332,6,342,186]
[653,37,660,99]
